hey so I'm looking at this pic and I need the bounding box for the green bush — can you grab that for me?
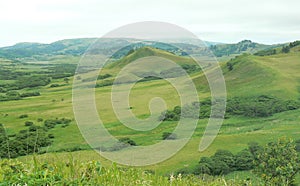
[19,114,28,119]
[162,132,177,140]
[25,121,34,126]
[20,92,40,97]
[254,137,300,185]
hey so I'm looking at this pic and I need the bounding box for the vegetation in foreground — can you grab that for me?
[0,158,251,185]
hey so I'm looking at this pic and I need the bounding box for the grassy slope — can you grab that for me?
[0,46,299,179]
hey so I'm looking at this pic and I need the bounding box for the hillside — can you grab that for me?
[209,40,282,57]
[0,38,281,62]
[0,40,300,184]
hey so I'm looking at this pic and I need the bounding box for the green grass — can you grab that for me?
[0,46,300,184]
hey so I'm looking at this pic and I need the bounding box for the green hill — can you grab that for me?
[0,40,300,184]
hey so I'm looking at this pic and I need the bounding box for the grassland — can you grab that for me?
[0,44,300,184]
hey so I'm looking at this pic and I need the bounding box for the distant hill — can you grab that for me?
[0,38,288,61]
[209,40,283,57]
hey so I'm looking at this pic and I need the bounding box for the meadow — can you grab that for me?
[0,42,300,185]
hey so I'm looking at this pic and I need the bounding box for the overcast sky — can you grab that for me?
[1,0,299,46]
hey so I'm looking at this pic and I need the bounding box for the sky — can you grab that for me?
[0,0,300,47]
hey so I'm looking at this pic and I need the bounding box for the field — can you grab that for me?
[0,42,300,185]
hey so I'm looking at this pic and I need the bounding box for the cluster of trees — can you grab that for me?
[281,41,300,54]
[210,40,257,57]
[0,116,72,158]
[43,118,72,129]
[0,90,40,102]
[178,138,300,185]
[100,137,137,152]
[0,75,50,93]
[254,49,277,56]
[46,64,77,79]
[226,95,300,117]
[195,143,259,176]
[0,124,52,158]
[0,63,77,96]
[161,95,300,121]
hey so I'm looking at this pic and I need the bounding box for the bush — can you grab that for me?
[20,92,40,98]
[118,137,137,146]
[50,84,60,88]
[254,137,300,185]
[44,118,72,129]
[24,121,34,126]
[162,132,177,140]
[19,114,28,119]
[37,118,43,122]
[234,149,254,171]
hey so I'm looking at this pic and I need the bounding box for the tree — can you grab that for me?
[235,149,254,170]
[282,46,290,53]
[254,137,300,186]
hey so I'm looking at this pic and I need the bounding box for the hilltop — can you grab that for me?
[0,38,283,61]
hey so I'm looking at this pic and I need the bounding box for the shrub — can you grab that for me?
[162,132,177,140]
[24,121,34,126]
[20,92,40,98]
[37,118,43,122]
[234,149,254,171]
[19,114,28,119]
[254,137,300,185]
[118,137,137,146]
[50,84,60,88]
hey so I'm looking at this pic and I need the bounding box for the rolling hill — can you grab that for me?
[0,39,300,184]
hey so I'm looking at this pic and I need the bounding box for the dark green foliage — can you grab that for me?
[296,139,300,152]
[47,64,77,79]
[118,137,137,146]
[137,76,162,83]
[16,75,51,89]
[161,95,299,121]
[254,49,276,56]
[0,69,30,80]
[197,157,214,175]
[24,121,34,126]
[159,107,181,121]
[44,118,72,129]
[235,149,254,170]
[97,73,112,80]
[0,124,52,158]
[289,40,300,48]
[282,46,290,53]
[254,137,300,185]
[20,92,40,98]
[95,80,114,88]
[100,138,138,152]
[194,143,264,176]
[248,142,263,161]
[227,62,233,71]
[37,118,43,122]
[226,95,300,117]
[19,114,28,119]
[50,84,61,88]
[181,64,200,73]
[212,150,235,172]
[162,132,177,140]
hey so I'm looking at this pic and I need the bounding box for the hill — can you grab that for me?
[0,38,282,62]
[209,40,282,57]
[0,40,300,184]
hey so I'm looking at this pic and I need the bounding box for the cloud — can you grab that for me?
[0,0,299,46]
